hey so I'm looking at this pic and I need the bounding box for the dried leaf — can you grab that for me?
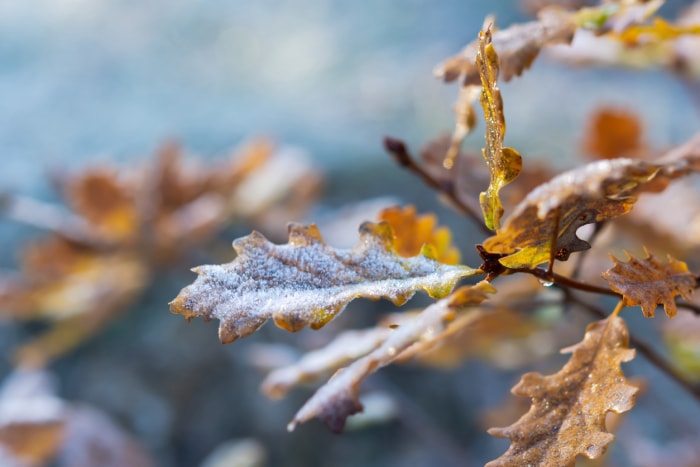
[583,107,644,160]
[602,249,695,318]
[170,222,479,344]
[435,8,577,86]
[287,281,496,432]
[262,326,391,399]
[482,136,700,269]
[477,29,523,231]
[487,316,638,466]
[377,205,461,264]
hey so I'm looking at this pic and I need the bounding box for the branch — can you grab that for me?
[510,266,620,297]
[383,136,491,235]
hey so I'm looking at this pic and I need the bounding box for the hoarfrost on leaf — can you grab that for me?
[170,222,479,343]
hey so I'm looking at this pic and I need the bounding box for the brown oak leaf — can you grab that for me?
[170,222,479,344]
[602,249,695,318]
[487,316,638,466]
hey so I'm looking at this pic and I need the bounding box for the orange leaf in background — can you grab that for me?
[378,205,461,265]
[602,249,695,318]
[63,168,140,245]
[583,108,643,160]
[487,316,638,467]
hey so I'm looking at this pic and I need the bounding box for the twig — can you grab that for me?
[383,136,491,236]
[567,293,700,405]
[510,266,619,297]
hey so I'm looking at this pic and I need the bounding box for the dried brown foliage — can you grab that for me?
[603,249,695,317]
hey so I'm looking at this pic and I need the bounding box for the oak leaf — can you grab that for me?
[482,137,700,269]
[602,249,695,318]
[287,281,496,432]
[487,316,638,466]
[477,29,523,231]
[170,222,478,344]
[435,8,577,86]
[377,205,461,264]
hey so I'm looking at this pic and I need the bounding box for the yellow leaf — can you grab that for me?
[487,316,638,467]
[170,222,479,344]
[378,205,461,265]
[602,249,695,318]
[482,136,700,269]
[477,28,523,231]
[618,18,700,45]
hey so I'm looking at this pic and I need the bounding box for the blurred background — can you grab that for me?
[2,1,700,466]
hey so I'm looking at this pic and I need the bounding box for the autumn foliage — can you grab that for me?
[4,1,700,466]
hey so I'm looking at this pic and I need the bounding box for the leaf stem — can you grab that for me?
[383,136,491,235]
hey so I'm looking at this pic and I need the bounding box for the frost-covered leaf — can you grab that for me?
[287,281,496,432]
[378,205,461,264]
[482,136,700,269]
[477,29,523,231]
[435,8,577,86]
[170,222,479,344]
[487,316,638,467]
[602,249,695,318]
[262,327,392,399]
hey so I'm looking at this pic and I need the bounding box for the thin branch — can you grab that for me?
[510,266,619,297]
[383,136,491,235]
[567,293,700,405]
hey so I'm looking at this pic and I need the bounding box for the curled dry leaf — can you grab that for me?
[477,29,523,231]
[487,316,638,467]
[377,205,461,264]
[482,135,700,269]
[602,249,695,318]
[170,222,479,344]
[435,8,576,86]
[287,281,496,433]
[262,326,391,399]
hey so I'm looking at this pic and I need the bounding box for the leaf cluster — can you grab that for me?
[170,1,700,465]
